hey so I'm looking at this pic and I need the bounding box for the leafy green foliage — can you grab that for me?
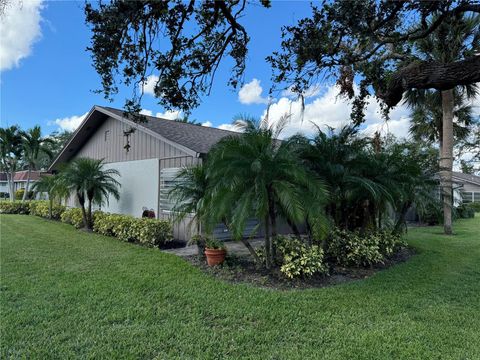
[0,201,30,214]
[204,237,225,250]
[456,204,476,219]
[93,212,173,247]
[468,202,480,212]
[85,0,270,115]
[60,208,85,229]
[274,235,327,279]
[62,157,120,229]
[269,1,480,123]
[29,201,65,220]
[327,228,405,268]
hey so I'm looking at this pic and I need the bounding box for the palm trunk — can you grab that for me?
[49,198,53,219]
[22,167,32,201]
[268,191,277,261]
[87,199,93,229]
[8,170,15,201]
[440,89,454,235]
[240,238,261,264]
[77,192,88,229]
[264,214,271,269]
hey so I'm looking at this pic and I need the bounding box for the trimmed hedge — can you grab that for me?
[0,201,30,214]
[1,201,174,247]
[29,201,66,220]
[94,212,173,247]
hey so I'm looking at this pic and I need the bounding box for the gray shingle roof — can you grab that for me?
[100,106,238,154]
[452,171,480,186]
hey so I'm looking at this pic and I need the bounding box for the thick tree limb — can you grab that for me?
[378,56,480,107]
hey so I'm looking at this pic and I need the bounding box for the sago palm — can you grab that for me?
[206,115,328,269]
[32,174,69,219]
[62,158,120,229]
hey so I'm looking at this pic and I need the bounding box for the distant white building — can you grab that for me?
[0,170,47,198]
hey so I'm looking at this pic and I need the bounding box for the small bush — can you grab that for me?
[468,202,480,212]
[29,201,65,220]
[0,201,30,214]
[456,204,476,219]
[15,189,24,200]
[327,228,383,267]
[61,208,85,228]
[93,212,173,246]
[130,218,174,247]
[327,228,406,267]
[257,236,328,279]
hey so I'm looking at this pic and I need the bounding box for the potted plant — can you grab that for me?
[204,237,227,266]
[190,234,207,259]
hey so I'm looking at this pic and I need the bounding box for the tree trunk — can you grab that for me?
[22,167,32,201]
[378,56,480,107]
[240,237,262,264]
[267,190,277,261]
[77,192,88,229]
[440,89,454,235]
[8,170,15,201]
[87,199,93,229]
[264,214,271,269]
[49,198,53,219]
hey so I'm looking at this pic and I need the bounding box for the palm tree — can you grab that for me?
[20,126,54,201]
[169,164,210,256]
[406,13,479,234]
[0,126,22,201]
[31,174,69,219]
[206,115,327,269]
[62,158,121,230]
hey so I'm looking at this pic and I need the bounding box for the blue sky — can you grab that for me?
[1,0,453,139]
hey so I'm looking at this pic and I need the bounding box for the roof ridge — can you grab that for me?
[99,105,239,136]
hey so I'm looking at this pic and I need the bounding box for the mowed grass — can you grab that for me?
[1,215,479,359]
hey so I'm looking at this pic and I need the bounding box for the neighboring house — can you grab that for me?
[0,170,46,198]
[49,105,244,241]
[452,172,480,204]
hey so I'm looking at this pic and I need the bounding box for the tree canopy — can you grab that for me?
[269,0,480,124]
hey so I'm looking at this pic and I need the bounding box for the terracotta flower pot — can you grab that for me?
[205,248,226,266]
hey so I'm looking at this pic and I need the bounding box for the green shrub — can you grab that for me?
[130,218,174,247]
[456,204,476,219]
[61,208,85,228]
[376,230,406,257]
[257,236,328,279]
[29,200,65,220]
[15,189,24,200]
[468,202,480,212]
[327,228,384,267]
[94,213,173,246]
[0,201,30,214]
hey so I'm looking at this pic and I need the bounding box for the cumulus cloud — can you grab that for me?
[262,84,411,139]
[0,0,44,71]
[202,121,212,127]
[139,75,159,96]
[281,84,322,99]
[140,108,181,120]
[218,123,241,132]
[238,78,269,105]
[49,112,88,132]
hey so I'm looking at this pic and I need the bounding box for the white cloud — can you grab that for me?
[49,112,88,132]
[218,123,241,132]
[155,109,181,120]
[139,109,153,116]
[0,0,44,71]
[202,121,212,127]
[139,75,159,96]
[238,78,269,105]
[262,84,411,139]
[282,84,322,99]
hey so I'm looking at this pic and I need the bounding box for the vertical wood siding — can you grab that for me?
[75,117,192,163]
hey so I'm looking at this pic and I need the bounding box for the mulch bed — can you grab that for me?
[184,247,415,290]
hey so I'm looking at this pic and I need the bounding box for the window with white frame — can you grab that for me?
[159,167,184,211]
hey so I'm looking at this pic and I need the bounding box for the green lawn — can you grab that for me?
[1,215,479,359]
